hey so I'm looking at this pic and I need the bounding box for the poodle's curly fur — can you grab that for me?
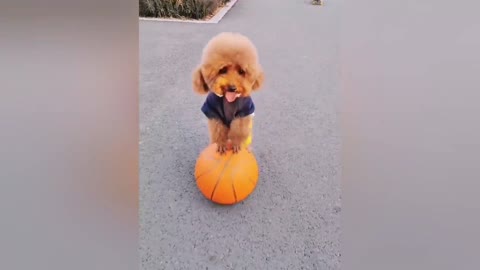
[193,32,264,154]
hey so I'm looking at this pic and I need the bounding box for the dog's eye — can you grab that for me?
[219,67,228,74]
[238,69,246,76]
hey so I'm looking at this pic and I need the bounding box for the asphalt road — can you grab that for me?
[140,0,341,269]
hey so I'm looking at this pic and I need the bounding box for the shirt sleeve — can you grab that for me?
[201,93,222,120]
[236,97,255,117]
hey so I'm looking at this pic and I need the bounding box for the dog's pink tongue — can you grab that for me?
[225,92,237,102]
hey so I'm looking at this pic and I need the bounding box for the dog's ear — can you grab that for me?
[252,66,265,91]
[192,66,209,94]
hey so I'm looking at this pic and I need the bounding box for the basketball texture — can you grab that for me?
[195,143,259,205]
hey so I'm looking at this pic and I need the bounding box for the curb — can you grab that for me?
[139,0,239,24]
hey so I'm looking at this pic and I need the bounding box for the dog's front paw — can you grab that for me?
[231,143,241,154]
[216,143,228,155]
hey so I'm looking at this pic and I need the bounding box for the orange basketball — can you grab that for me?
[194,143,259,205]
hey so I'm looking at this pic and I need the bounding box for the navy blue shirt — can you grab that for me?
[201,92,255,127]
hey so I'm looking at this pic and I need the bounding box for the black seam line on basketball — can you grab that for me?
[248,175,256,186]
[230,155,238,203]
[210,154,234,200]
[195,159,222,181]
[195,156,224,181]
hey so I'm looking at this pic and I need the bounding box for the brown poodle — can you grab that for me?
[192,32,265,154]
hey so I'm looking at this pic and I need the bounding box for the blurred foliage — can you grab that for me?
[140,0,230,20]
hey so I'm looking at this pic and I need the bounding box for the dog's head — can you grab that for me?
[192,32,264,102]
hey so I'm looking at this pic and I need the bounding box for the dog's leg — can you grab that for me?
[208,119,229,154]
[228,116,253,153]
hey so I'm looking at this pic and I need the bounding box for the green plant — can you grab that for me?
[140,0,156,17]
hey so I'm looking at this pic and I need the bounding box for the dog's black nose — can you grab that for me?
[227,85,237,92]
